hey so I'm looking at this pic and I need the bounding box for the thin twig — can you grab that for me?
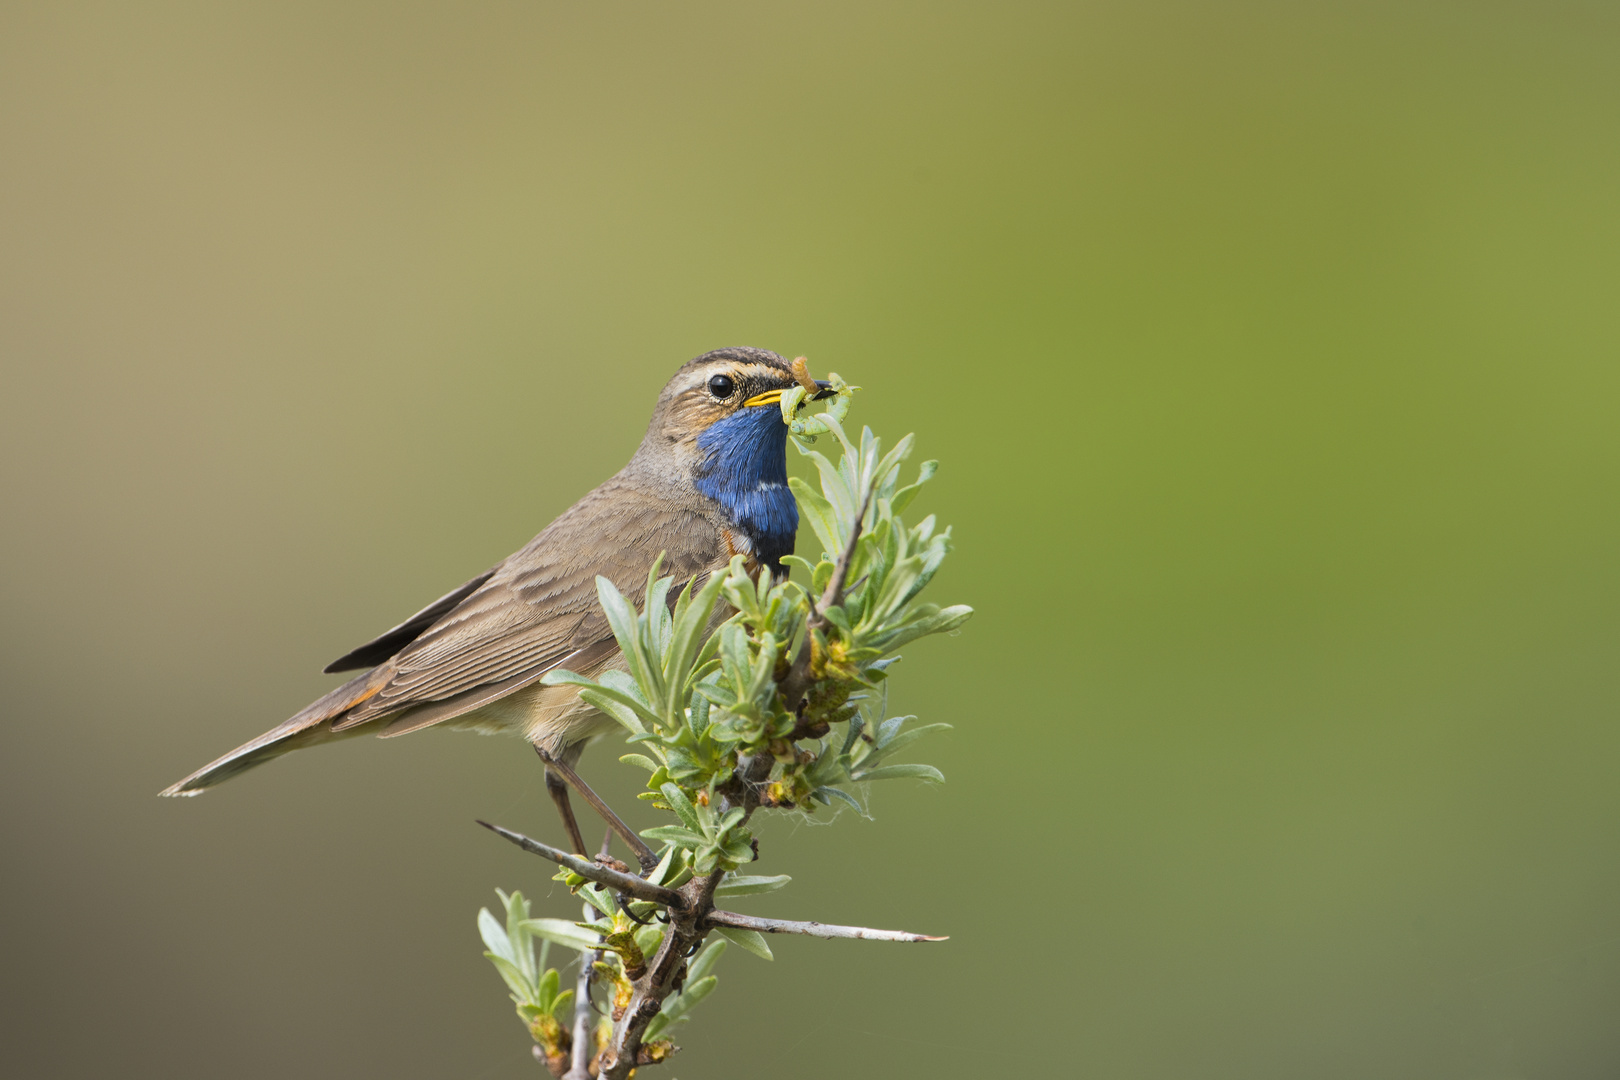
[536,746,660,872]
[477,821,685,908]
[706,909,946,942]
[817,482,877,617]
[776,480,877,723]
[562,953,593,1080]
[562,832,614,1080]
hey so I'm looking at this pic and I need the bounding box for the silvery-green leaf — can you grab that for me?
[841,714,867,754]
[788,476,842,557]
[687,938,727,983]
[887,459,937,516]
[853,763,946,783]
[518,918,601,953]
[713,874,791,897]
[478,907,515,964]
[643,1013,674,1042]
[575,688,648,733]
[660,783,701,832]
[504,892,534,970]
[875,604,974,651]
[484,953,535,1002]
[778,554,817,579]
[579,885,616,919]
[649,843,677,886]
[821,605,852,634]
[815,785,866,813]
[869,722,951,759]
[714,926,774,961]
[665,569,727,715]
[536,967,560,1010]
[642,825,706,848]
[658,974,717,1024]
[594,575,655,692]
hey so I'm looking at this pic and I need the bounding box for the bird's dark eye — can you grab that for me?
[707,374,735,399]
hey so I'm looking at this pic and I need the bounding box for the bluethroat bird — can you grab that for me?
[162,347,832,856]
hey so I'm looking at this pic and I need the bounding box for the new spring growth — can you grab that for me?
[480,385,969,1078]
[781,355,859,440]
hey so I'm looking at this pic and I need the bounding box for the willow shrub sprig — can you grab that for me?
[477,414,971,1079]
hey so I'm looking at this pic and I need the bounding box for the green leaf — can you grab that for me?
[713,874,792,897]
[873,431,916,489]
[778,553,818,579]
[502,890,536,983]
[687,692,712,738]
[788,476,842,557]
[687,938,727,983]
[619,753,663,773]
[543,669,655,732]
[853,763,946,783]
[714,926,774,961]
[664,567,728,714]
[887,459,937,516]
[658,974,717,1024]
[660,782,701,832]
[518,918,601,952]
[484,953,536,1002]
[595,575,661,702]
[648,843,678,886]
[873,604,974,651]
[478,907,514,964]
[641,825,707,848]
[815,785,866,813]
[870,722,952,759]
[579,885,617,918]
[535,967,561,1010]
[642,1013,679,1042]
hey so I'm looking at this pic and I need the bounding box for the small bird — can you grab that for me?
[162,347,831,854]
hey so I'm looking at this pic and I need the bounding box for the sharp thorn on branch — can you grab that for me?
[476,820,685,909]
[705,908,946,942]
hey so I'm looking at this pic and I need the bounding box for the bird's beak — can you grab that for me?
[743,380,835,409]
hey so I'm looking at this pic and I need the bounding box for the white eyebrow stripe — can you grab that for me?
[682,362,783,396]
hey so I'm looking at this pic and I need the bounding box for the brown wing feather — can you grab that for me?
[161,468,729,795]
[322,567,497,673]
[375,636,621,739]
[330,476,725,733]
[157,666,392,796]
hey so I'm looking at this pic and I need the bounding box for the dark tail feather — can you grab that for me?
[158,669,387,797]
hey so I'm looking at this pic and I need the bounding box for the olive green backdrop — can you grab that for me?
[3,2,1618,1077]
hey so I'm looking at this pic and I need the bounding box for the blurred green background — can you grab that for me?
[3,2,1619,1077]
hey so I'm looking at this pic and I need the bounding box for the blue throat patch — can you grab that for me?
[693,405,798,569]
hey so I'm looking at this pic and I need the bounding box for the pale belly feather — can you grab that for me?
[433,652,630,756]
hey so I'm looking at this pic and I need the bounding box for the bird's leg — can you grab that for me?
[544,766,589,857]
[536,746,660,873]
